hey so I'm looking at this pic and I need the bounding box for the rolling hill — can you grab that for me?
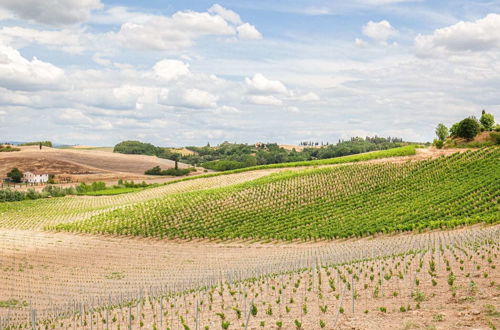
[53,147,499,240]
[0,145,193,182]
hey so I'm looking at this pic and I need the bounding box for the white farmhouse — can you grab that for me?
[23,171,49,183]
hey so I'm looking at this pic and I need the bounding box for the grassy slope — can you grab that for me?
[53,148,499,240]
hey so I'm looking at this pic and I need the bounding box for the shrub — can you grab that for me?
[480,111,495,130]
[7,167,23,183]
[490,132,500,144]
[456,117,481,140]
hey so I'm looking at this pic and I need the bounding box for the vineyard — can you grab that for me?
[54,148,499,240]
[0,147,498,329]
[1,226,498,329]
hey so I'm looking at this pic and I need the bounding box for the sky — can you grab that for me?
[0,0,499,146]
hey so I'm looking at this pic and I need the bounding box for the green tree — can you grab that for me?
[450,122,460,137]
[480,110,495,131]
[435,124,449,141]
[169,153,181,170]
[7,168,23,183]
[456,117,481,140]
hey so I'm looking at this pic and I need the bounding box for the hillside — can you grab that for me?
[54,147,499,240]
[0,145,193,182]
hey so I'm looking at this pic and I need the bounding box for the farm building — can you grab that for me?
[23,171,49,183]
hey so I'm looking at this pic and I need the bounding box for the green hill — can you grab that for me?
[53,148,499,240]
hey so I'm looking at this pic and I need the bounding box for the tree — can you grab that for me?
[435,124,449,141]
[456,117,481,140]
[450,122,460,137]
[7,168,23,183]
[480,110,495,131]
[169,153,181,170]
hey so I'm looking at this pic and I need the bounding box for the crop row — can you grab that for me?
[54,148,499,240]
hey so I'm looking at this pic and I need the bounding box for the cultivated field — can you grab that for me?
[0,147,498,329]
[0,146,195,183]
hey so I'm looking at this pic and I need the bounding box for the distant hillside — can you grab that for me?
[0,146,193,181]
[54,147,499,240]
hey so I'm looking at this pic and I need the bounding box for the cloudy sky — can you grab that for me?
[0,0,499,146]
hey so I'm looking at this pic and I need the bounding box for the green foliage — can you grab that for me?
[480,111,495,131]
[19,141,52,147]
[55,148,499,241]
[113,140,158,155]
[456,117,481,140]
[182,137,406,171]
[0,145,20,152]
[435,124,449,141]
[490,132,500,144]
[250,303,257,316]
[6,167,23,182]
[144,166,195,176]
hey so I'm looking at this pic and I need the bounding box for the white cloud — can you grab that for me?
[153,59,190,82]
[237,23,263,40]
[354,38,368,47]
[245,73,288,95]
[116,10,235,50]
[165,88,219,109]
[208,4,242,25]
[415,13,500,57]
[245,95,283,106]
[0,43,65,91]
[0,26,85,54]
[0,0,102,26]
[362,20,398,41]
[292,92,320,102]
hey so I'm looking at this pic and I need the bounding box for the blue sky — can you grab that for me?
[0,0,499,146]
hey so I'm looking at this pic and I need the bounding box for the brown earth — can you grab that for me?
[0,146,197,183]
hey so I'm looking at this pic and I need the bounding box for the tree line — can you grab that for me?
[113,137,408,172]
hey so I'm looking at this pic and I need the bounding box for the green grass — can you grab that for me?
[52,147,499,241]
[79,187,146,196]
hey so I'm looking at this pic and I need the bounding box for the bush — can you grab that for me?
[490,132,500,144]
[7,168,23,183]
[480,111,495,131]
[456,117,481,140]
[201,160,247,171]
[434,140,444,149]
[144,166,194,176]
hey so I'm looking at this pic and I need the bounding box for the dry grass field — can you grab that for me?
[0,146,195,183]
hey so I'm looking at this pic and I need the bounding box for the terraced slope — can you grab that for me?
[54,148,499,240]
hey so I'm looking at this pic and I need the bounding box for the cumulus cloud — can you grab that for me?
[208,4,242,25]
[415,13,500,57]
[116,5,262,50]
[0,0,102,26]
[245,95,283,106]
[153,59,190,82]
[0,26,85,54]
[237,23,263,40]
[163,88,219,109]
[245,73,288,95]
[362,20,398,41]
[291,92,320,102]
[0,43,65,91]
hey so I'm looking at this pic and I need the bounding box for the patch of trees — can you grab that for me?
[113,140,158,155]
[19,141,52,147]
[115,137,406,172]
[434,110,498,148]
[144,166,195,176]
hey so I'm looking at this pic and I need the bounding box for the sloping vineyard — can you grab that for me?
[0,170,278,230]
[54,148,499,240]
